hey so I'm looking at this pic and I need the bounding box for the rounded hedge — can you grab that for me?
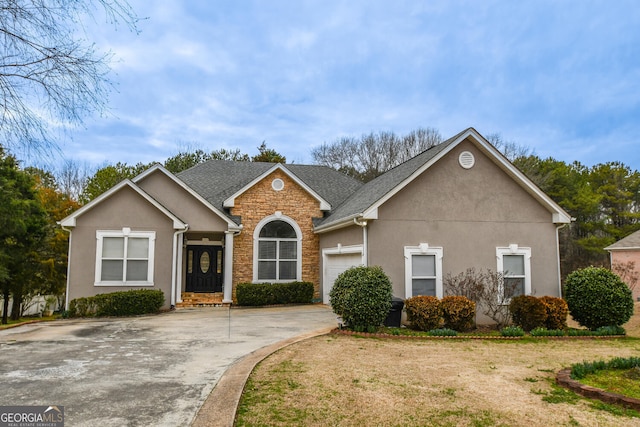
[404,296,442,331]
[564,266,634,330]
[329,265,392,332]
[441,295,476,332]
[509,295,547,332]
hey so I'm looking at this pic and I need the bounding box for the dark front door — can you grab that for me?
[186,246,223,292]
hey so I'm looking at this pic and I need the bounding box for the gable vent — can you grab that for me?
[459,151,475,169]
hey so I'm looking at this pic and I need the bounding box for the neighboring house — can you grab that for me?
[59,128,571,322]
[605,230,640,301]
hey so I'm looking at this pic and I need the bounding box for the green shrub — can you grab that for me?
[236,281,314,306]
[440,295,476,331]
[567,328,595,336]
[564,266,634,330]
[595,325,626,336]
[67,290,164,317]
[529,327,565,337]
[539,296,568,330]
[427,328,458,336]
[404,296,442,331]
[509,295,547,331]
[500,325,525,337]
[68,297,95,317]
[329,266,392,332]
[571,357,640,380]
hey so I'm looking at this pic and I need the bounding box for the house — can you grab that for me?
[59,128,571,321]
[605,230,640,301]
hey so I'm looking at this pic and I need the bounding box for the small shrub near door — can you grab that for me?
[564,266,634,330]
[235,282,315,306]
[404,296,442,331]
[329,266,392,333]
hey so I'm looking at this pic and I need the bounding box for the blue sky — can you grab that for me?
[56,0,640,171]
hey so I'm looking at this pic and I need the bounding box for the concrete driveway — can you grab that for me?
[0,305,336,426]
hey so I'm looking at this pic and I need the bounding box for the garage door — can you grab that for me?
[323,252,363,304]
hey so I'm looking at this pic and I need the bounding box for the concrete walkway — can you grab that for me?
[0,305,336,426]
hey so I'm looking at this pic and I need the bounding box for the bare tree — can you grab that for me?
[312,127,443,182]
[485,133,533,161]
[56,159,93,201]
[0,0,140,157]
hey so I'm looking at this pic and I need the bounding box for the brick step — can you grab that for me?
[176,292,228,308]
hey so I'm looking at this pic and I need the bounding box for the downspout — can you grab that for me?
[353,217,368,266]
[171,225,189,309]
[555,222,570,297]
[60,225,73,311]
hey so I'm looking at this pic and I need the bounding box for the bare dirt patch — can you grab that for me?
[237,304,640,426]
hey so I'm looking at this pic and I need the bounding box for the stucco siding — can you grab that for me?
[368,139,561,301]
[136,170,229,232]
[318,225,364,289]
[67,186,175,309]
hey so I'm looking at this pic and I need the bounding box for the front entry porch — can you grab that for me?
[176,292,229,308]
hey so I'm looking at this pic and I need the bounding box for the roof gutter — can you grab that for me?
[314,213,364,234]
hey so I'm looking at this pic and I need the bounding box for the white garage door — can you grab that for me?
[323,252,363,304]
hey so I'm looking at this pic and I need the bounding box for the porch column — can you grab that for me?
[176,233,184,303]
[223,231,235,303]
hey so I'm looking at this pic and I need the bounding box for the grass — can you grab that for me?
[235,335,640,426]
[0,315,58,329]
[580,368,640,399]
[235,303,640,426]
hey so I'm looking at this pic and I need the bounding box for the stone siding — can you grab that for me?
[230,170,323,300]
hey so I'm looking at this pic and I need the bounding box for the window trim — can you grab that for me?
[496,244,531,303]
[95,229,156,286]
[252,214,302,283]
[404,244,443,298]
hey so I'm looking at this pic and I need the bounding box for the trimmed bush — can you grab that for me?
[236,281,314,306]
[427,328,458,337]
[509,295,547,331]
[404,296,442,331]
[440,295,476,331]
[500,325,524,337]
[539,296,568,330]
[565,266,634,330]
[329,266,393,332]
[529,327,565,337]
[68,289,164,317]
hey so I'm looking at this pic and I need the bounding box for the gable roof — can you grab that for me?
[315,127,572,232]
[605,230,640,251]
[58,179,187,229]
[133,164,239,229]
[177,160,362,222]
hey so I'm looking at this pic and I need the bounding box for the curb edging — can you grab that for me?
[191,326,334,427]
[556,368,640,410]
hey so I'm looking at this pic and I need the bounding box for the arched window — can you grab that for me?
[254,218,301,282]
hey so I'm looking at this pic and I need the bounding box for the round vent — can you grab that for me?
[272,178,285,191]
[459,151,475,169]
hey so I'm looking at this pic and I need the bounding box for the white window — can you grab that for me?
[496,245,531,302]
[253,215,302,282]
[95,230,155,286]
[404,244,443,298]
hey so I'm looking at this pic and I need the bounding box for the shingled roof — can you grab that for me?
[176,160,363,224]
[605,230,640,250]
